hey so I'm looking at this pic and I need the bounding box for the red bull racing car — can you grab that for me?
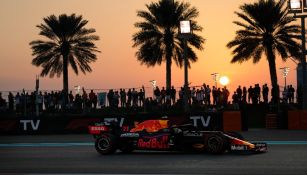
[88,119,267,155]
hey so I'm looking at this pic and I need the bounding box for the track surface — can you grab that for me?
[1,130,307,175]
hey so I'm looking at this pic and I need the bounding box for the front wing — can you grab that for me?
[229,139,268,153]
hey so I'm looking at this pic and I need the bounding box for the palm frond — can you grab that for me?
[228,0,300,65]
[133,0,204,68]
[30,13,100,78]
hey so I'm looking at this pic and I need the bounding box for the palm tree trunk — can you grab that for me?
[63,54,69,108]
[267,46,280,109]
[165,28,173,90]
[166,56,172,90]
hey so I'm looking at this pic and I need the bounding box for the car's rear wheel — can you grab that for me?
[95,134,117,155]
[205,134,226,154]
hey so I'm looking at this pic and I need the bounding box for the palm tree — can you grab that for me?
[133,0,205,90]
[30,14,100,105]
[227,0,300,105]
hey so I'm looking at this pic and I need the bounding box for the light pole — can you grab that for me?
[179,20,192,113]
[289,0,307,109]
[280,67,290,88]
[211,73,219,88]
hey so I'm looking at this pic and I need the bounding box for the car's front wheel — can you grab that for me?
[95,134,117,155]
[205,134,226,154]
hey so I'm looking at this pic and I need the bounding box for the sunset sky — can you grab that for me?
[0,0,299,94]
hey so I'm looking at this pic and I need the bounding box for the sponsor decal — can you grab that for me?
[137,134,169,149]
[88,126,108,134]
[120,133,140,137]
[122,125,129,132]
[255,143,267,147]
[183,131,203,137]
[230,145,248,151]
[190,116,211,127]
[103,118,125,127]
[20,120,40,131]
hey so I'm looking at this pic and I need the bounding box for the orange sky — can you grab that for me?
[0,0,299,94]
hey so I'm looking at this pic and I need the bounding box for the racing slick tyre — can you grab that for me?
[95,134,117,155]
[205,134,226,154]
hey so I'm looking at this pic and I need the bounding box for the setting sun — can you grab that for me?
[219,76,230,86]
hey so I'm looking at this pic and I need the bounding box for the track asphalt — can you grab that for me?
[0,129,307,175]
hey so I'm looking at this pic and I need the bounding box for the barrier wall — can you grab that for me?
[288,110,307,130]
[223,111,241,131]
[265,114,277,129]
[301,111,307,130]
[1,112,240,135]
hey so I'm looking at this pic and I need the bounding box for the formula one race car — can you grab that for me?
[88,119,267,155]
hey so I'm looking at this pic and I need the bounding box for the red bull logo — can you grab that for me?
[137,135,169,149]
[130,120,168,133]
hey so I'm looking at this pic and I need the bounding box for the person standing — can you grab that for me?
[178,87,183,103]
[107,89,114,107]
[37,91,43,111]
[212,86,218,106]
[132,88,138,107]
[0,93,6,111]
[127,89,132,107]
[114,91,120,108]
[8,92,14,112]
[289,85,295,103]
[222,87,230,107]
[68,91,74,109]
[242,87,247,103]
[89,90,97,109]
[205,85,211,105]
[138,89,145,107]
[248,86,253,104]
[196,89,204,105]
[236,86,242,102]
[255,84,261,103]
[165,87,171,106]
[282,87,288,103]
[82,88,88,109]
[262,84,269,104]
[15,92,21,113]
[170,86,176,105]
[217,88,222,106]
[154,86,161,103]
[160,87,166,104]
[120,89,126,108]
[232,91,239,110]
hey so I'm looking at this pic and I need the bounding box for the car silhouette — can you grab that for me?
[88,119,267,155]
